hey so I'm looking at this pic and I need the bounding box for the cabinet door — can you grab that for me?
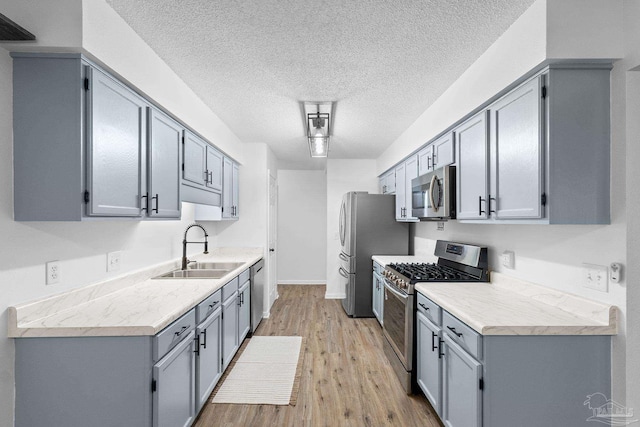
[433,132,455,170]
[418,145,433,175]
[222,292,239,370]
[183,131,208,188]
[442,334,482,427]
[455,111,489,220]
[232,162,239,217]
[196,308,222,411]
[153,331,196,427]
[395,162,406,220]
[238,281,251,342]
[147,108,182,218]
[372,272,380,323]
[490,76,544,219]
[222,157,234,219]
[404,155,419,221]
[205,146,223,192]
[417,311,442,416]
[87,67,147,217]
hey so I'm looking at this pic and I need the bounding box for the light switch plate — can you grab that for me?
[583,263,608,292]
[107,251,122,272]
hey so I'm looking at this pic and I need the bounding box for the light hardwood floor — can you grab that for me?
[195,285,442,427]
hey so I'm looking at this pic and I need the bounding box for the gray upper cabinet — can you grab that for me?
[222,157,239,219]
[11,53,188,221]
[395,155,419,222]
[206,146,223,192]
[489,76,543,220]
[87,67,148,217]
[455,111,489,220]
[418,132,455,176]
[147,108,182,218]
[455,65,611,224]
[183,131,209,189]
[379,169,396,194]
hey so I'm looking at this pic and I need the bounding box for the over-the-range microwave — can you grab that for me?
[411,165,456,220]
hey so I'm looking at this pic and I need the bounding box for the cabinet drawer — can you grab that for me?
[442,311,482,360]
[221,276,239,301]
[417,292,442,326]
[239,268,250,285]
[196,289,222,324]
[153,308,196,362]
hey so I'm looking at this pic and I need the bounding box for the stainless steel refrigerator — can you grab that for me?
[339,192,409,317]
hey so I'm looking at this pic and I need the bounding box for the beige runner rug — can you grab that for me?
[211,336,304,406]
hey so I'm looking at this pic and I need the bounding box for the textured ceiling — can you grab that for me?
[106,0,535,169]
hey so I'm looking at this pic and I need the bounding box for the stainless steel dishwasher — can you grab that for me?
[250,259,265,334]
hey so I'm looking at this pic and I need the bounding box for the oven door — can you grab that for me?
[382,279,413,371]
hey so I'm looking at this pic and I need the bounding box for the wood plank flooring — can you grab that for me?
[195,285,442,427]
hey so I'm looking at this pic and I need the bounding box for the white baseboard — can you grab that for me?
[278,280,326,285]
[324,293,345,299]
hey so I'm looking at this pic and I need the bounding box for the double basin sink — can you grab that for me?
[153,262,244,280]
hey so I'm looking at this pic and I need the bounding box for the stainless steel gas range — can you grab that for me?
[381,240,489,393]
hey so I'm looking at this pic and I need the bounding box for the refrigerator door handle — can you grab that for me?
[339,252,349,262]
[338,267,350,278]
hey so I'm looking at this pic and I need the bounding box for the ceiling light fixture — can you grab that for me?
[303,102,334,158]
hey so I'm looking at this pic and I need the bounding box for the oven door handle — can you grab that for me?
[338,267,350,279]
[383,280,408,301]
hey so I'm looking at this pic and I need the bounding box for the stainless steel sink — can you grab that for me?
[187,262,244,271]
[153,269,229,279]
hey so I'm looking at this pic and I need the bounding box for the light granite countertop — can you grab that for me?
[373,255,617,336]
[8,247,263,338]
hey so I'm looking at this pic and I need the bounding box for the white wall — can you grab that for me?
[378,0,623,175]
[276,170,327,284]
[325,160,378,298]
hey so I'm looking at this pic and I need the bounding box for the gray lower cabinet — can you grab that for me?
[416,311,442,416]
[238,280,251,342]
[441,334,482,427]
[415,291,612,427]
[222,282,240,370]
[195,306,222,411]
[372,262,384,326]
[153,330,197,427]
[14,265,258,427]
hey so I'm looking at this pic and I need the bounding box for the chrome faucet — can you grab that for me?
[182,223,209,270]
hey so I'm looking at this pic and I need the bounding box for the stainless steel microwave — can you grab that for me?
[411,165,456,220]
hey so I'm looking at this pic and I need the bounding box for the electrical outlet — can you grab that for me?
[583,263,608,292]
[437,222,445,231]
[501,251,515,269]
[46,261,60,285]
[107,251,122,272]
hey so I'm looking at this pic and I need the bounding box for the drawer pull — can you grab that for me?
[418,302,430,311]
[174,325,190,338]
[447,326,463,337]
[208,301,219,309]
